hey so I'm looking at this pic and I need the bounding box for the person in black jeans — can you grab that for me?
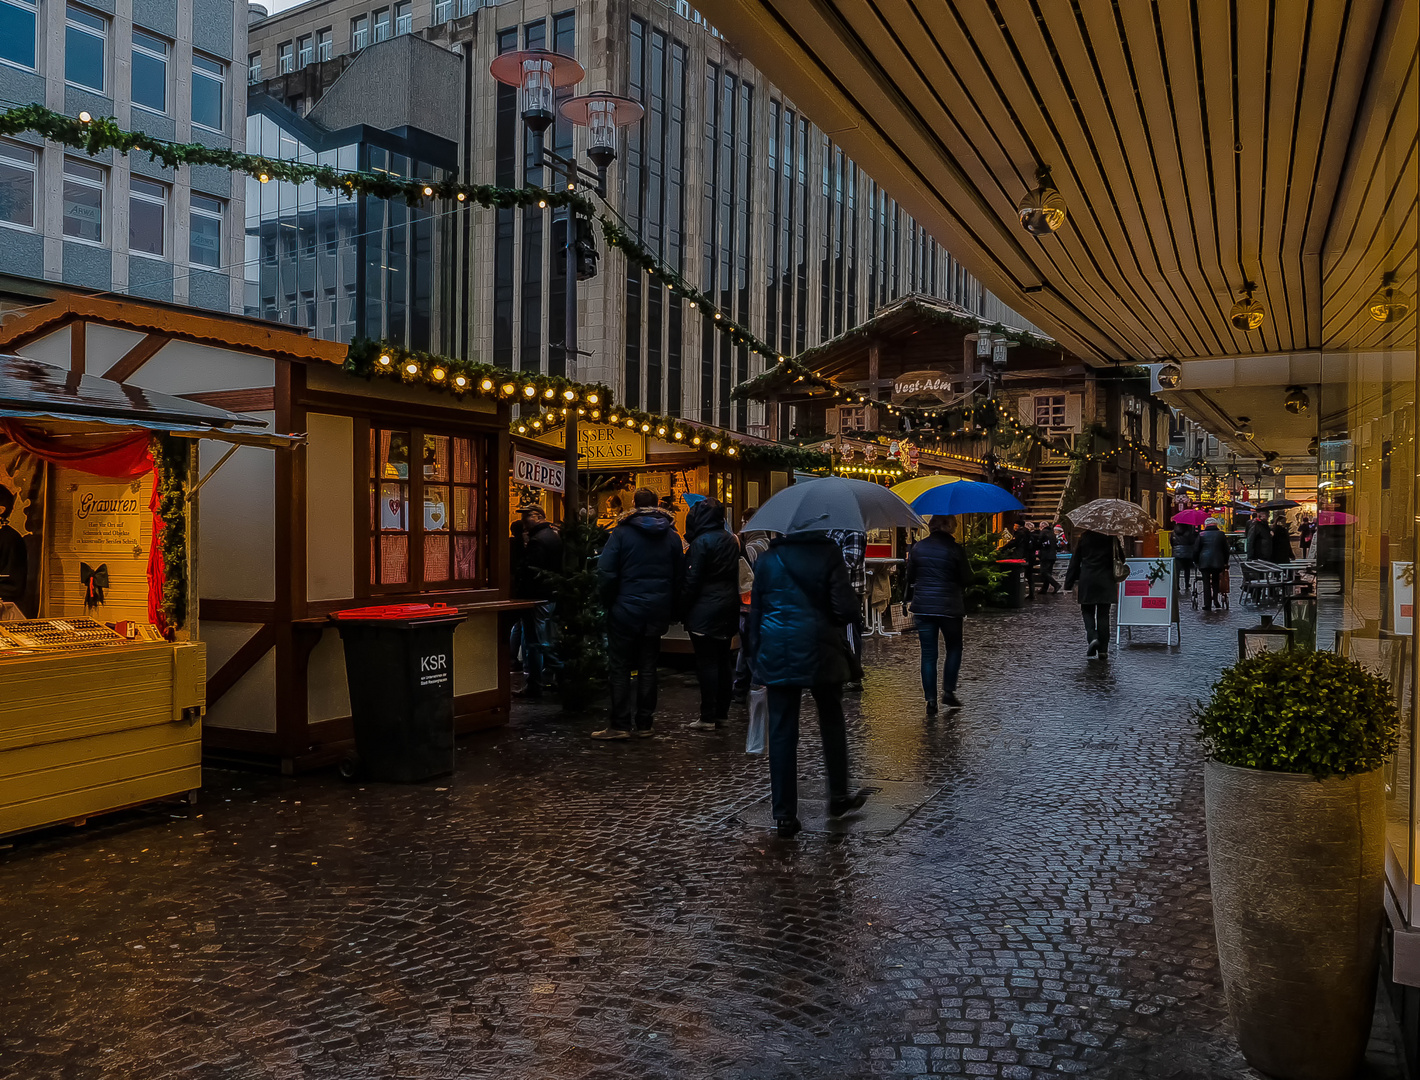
[680,498,742,731]
[1195,517,1231,611]
[1035,521,1061,594]
[745,531,869,838]
[905,514,972,714]
[1063,529,1121,659]
[593,488,684,740]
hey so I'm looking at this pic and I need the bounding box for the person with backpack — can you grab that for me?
[904,514,972,714]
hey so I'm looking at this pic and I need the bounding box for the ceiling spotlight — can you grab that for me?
[1233,415,1255,442]
[1230,283,1265,332]
[1368,272,1412,323]
[1307,436,1320,456]
[1156,363,1182,390]
[1284,386,1310,415]
[1016,165,1067,236]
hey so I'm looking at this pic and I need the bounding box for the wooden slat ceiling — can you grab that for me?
[695,0,1418,365]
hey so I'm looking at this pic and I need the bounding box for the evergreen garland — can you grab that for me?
[153,434,188,632]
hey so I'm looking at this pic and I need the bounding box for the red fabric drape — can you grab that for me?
[0,421,167,630]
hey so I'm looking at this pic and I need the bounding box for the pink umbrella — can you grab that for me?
[1317,510,1357,526]
[1172,509,1210,525]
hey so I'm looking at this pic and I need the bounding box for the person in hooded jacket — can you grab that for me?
[593,488,685,740]
[681,498,741,730]
[1171,521,1198,590]
[1035,521,1061,594]
[905,514,972,714]
[1246,512,1273,561]
[746,531,870,838]
[1196,516,1231,611]
[1270,516,1294,563]
[1062,529,1122,659]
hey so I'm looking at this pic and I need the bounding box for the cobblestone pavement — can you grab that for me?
[0,596,1405,1079]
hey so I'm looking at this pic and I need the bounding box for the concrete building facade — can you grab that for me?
[249,0,1038,431]
[0,0,246,310]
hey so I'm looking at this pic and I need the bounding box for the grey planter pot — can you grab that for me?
[1204,760,1385,1080]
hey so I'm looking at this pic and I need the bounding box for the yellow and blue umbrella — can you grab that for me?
[890,475,961,505]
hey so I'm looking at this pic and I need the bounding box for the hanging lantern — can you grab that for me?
[1016,165,1067,235]
[1368,272,1412,323]
[1229,283,1265,332]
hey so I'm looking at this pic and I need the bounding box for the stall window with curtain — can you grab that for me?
[368,427,485,592]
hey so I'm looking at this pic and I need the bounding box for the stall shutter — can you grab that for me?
[825,409,840,435]
[1065,393,1083,431]
[1018,396,1033,425]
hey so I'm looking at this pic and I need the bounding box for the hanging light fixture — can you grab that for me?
[1368,272,1412,323]
[1016,165,1067,236]
[1156,363,1182,390]
[1284,386,1310,415]
[489,49,586,134]
[1229,283,1265,332]
[1233,416,1255,442]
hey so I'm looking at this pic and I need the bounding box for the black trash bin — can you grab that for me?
[331,603,466,782]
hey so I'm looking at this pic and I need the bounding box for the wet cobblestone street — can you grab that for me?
[0,596,1405,1079]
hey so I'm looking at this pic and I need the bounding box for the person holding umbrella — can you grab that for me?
[905,514,972,713]
[743,477,919,838]
[1063,499,1156,659]
[1196,516,1231,610]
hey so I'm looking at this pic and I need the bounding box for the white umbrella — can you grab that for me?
[742,476,922,534]
[1068,498,1158,537]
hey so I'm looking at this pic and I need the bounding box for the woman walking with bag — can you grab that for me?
[1063,529,1124,660]
[905,514,972,715]
[745,530,870,838]
[680,498,742,731]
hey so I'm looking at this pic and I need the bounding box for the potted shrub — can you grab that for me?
[1195,649,1399,1080]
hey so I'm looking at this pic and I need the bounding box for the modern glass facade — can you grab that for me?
[243,102,454,349]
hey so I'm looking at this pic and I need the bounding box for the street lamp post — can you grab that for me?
[490,50,642,521]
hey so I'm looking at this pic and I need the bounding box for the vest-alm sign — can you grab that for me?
[891,370,954,404]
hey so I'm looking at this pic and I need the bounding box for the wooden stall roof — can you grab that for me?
[0,291,348,366]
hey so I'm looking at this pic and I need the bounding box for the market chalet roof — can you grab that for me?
[734,293,1061,402]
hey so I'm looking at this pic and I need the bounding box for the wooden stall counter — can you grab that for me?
[0,618,205,839]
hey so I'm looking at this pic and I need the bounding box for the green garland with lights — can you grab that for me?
[346,338,612,409]
[153,434,187,633]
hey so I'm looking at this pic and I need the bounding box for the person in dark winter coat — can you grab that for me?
[745,532,870,838]
[515,507,563,697]
[1299,517,1316,557]
[1195,517,1231,611]
[1035,521,1061,593]
[1270,518,1294,563]
[680,498,741,730]
[1013,521,1039,598]
[1062,529,1122,659]
[1171,522,1198,589]
[593,488,685,739]
[905,515,972,714]
[1246,513,1273,561]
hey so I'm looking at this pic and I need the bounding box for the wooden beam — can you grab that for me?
[69,319,85,375]
[205,622,277,707]
[102,333,170,383]
[179,387,276,412]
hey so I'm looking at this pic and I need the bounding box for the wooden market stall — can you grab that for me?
[0,354,284,838]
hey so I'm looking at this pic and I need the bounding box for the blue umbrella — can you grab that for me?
[910,480,1024,515]
[682,492,706,507]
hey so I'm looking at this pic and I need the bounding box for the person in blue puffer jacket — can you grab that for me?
[905,515,972,715]
[745,531,870,839]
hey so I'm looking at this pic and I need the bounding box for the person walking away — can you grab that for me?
[1246,512,1273,562]
[1270,516,1294,563]
[1171,520,1198,591]
[1196,517,1231,611]
[1063,529,1122,659]
[514,506,563,698]
[593,489,684,740]
[1299,516,1316,558]
[825,528,867,692]
[746,530,870,838]
[1035,521,1061,594]
[1020,521,1040,598]
[732,509,771,702]
[681,498,741,730]
[905,515,972,714]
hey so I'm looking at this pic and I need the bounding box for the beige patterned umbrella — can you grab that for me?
[1067,498,1158,536]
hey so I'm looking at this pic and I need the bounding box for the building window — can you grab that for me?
[131,29,168,113]
[1034,394,1066,431]
[62,158,104,244]
[837,406,870,433]
[128,176,166,257]
[369,429,484,589]
[247,51,261,84]
[192,54,225,131]
[373,7,390,41]
[277,40,293,73]
[65,5,107,92]
[0,0,37,71]
[351,15,368,49]
[317,28,333,60]
[394,0,411,33]
[296,33,312,67]
[0,141,37,229]
[433,0,450,21]
[189,193,223,268]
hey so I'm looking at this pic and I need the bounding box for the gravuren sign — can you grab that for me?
[891,370,954,404]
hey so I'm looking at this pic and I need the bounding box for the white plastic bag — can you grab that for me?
[745,686,767,754]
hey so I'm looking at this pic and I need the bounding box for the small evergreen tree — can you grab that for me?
[545,517,609,712]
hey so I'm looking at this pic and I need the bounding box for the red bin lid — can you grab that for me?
[331,603,461,621]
